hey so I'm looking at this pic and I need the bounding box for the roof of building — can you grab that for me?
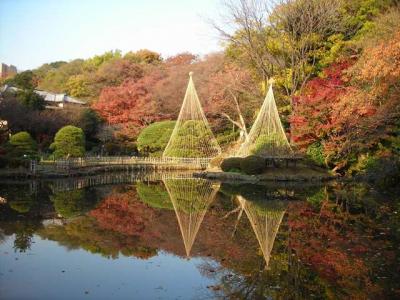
[0,85,86,105]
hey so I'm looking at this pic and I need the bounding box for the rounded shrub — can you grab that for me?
[240,155,265,175]
[50,125,85,158]
[137,121,175,157]
[9,131,37,158]
[221,157,243,172]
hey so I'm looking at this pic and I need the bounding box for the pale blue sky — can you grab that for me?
[0,0,223,70]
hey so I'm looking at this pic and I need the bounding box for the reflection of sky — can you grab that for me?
[0,235,216,300]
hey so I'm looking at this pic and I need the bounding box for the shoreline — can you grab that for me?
[193,170,336,183]
[0,165,337,183]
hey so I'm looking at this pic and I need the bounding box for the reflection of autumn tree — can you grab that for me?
[89,187,158,237]
[2,181,395,299]
[202,188,328,299]
[38,217,157,260]
[200,252,328,300]
[37,189,259,264]
[287,184,400,299]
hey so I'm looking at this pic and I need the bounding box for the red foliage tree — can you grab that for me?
[287,196,387,298]
[92,52,258,139]
[89,189,159,238]
[92,75,164,137]
[291,30,400,172]
[290,61,353,149]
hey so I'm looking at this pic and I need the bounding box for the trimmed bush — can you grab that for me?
[221,157,243,172]
[240,155,265,175]
[137,121,176,157]
[163,120,220,158]
[50,125,85,158]
[9,131,37,155]
[9,131,37,160]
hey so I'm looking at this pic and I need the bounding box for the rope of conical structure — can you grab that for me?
[236,196,286,268]
[163,178,220,257]
[163,72,221,159]
[236,83,292,157]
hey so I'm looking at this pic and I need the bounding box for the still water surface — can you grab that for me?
[0,172,399,299]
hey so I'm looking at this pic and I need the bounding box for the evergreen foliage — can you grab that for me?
[164,120,218,157]
[137,121,175,157]
[17,89,45,110]
[4,70,37,90]
[50,189,97,218]
[50,125,85,158]
[306,142,325,167]
[136,182,173,210]
[9,131,37,158]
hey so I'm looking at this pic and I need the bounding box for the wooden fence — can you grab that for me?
[48,171,197,192]
[41,156,212,171]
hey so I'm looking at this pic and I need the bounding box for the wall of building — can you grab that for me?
[0,63,17,78]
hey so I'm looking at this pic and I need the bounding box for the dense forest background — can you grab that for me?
[1,0,399,183]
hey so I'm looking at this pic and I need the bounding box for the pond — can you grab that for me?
[0,172,399,299]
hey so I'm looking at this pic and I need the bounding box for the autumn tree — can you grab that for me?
[92,76,163,137]
[0,95,78,150]
[291,22,400,175]
[37,59,85,93]
[124,49,162,64]
[83,50,122,71]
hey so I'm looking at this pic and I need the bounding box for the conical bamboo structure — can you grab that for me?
[236,84,292,157]
[236,196,286,268]
[163,72,221,159]
[163,178,220,256]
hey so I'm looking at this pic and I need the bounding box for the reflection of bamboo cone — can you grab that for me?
[164,179,219,257]
[236,196,285,269]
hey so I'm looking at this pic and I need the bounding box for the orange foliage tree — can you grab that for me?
[89,188,159,238]
[92,53,259,139]
[291,29,400,173]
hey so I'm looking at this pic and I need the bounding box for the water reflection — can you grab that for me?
[236,196,286,269]
[164,178,219,256]
[0,174,399,299]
